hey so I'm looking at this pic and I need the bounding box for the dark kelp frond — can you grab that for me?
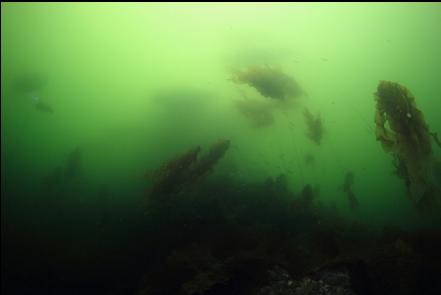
[375,81,432,156]
[146,140,230,201]
[231,65,303,100]
[304,108,324,145]
[374,80,441,213]
[147,146,201,196]
[190,139,231,180]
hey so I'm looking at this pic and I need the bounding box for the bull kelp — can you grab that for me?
[2,3,441,295]
[374,81,441,213]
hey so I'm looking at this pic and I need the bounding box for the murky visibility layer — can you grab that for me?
[2,3,441,295]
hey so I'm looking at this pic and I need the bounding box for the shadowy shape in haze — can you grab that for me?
[342,171,354,193]
[230,65,303,100]
[41,147,83,193]
[342,171,359,210]
[304,108,324,145]
[64,147,83,179]
[304,153,315,166]
[41,166,63,194]
[299,184,316,207]
[263,173,290,197]
[234,98,274,128]
[12,72,54,113]
[13,73,46,95]
[34,99,54,113]
[374,80,441,213]
[292,184,318,211]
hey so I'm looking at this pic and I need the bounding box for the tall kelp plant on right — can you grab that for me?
[374,80,441,213]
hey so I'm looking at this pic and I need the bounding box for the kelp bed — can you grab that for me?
[3,173,441,295]
[3,75,441,295]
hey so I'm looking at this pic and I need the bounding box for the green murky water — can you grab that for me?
[2,3,441,295]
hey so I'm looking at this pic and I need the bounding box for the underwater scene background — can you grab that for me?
[2,3,441,295]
